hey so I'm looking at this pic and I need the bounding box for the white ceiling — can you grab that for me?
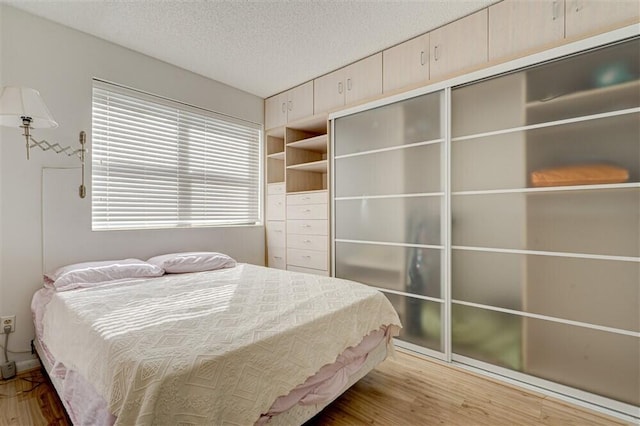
[4,0,498,98]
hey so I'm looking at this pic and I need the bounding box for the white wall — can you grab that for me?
[0,5,265,365]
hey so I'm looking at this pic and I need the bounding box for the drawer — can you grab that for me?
[287,220,328,235]
[266,195,285,220]
[268,183,285,195]
[287,249,328,270]
[286,203,327,220]
[266,221,286,248]
[267,246,286,269]
[287,191,327,205]
[287,265,329,276]
[287,234,328,251]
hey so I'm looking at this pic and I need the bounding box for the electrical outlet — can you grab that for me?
[1,315,15,333]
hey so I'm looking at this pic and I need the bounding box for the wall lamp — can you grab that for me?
[0,86,87,198]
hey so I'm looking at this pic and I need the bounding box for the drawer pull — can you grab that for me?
[303,239,312,243]
[303,209,311,213]
[273,256,283,259]
[302,224,312,228]
[274,230,283,233]
[302,255,311,259]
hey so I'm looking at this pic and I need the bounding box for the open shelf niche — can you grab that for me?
[285,115,329,193]
[266,133,285,184]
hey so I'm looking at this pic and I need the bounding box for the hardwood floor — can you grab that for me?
[0,350,631,425]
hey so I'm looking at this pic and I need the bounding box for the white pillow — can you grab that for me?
[45,259,164,291]
[147,252,236,273]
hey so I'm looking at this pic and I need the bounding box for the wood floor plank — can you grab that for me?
[0,351,632,426]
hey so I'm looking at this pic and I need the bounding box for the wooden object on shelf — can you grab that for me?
[530,164,630,187]
[430,9,488,80]
[488,0,564,62]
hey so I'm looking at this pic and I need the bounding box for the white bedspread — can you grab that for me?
[42,264,401,425]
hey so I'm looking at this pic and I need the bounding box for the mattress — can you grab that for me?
[33,264,401,425]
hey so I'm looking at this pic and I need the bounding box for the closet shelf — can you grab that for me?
[287,159,328,173]
[526,80,640,114]
[267,151,285,160]
[452,182,640,196]
[287,134,328,152]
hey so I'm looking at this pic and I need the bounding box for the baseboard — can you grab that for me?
[16,358,41,373]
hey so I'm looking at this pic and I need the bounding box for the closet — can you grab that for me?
[331,32,639,416]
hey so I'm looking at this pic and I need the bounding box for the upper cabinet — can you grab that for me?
[565,0,640,39]
[430,10,488,80]
[383,33,430,93]
[314,53,383,114]
[489,0,565,62]
[265,81,314,130]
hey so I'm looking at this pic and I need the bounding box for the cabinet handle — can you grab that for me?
[288,100,292,111]
[575,0,583,12]
[302,255,311,259]
[552,0,558,20]
[273,256,283,259]
[338,81,343,94]
[434,45,440,61]
[420,50,426,66]
[274,230,283,233]
[347,78,353,91]
[302,224,311,228]
[303,239,312,243]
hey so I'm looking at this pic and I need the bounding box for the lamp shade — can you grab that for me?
[0,86,58,129]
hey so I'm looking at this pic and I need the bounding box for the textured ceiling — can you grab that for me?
[4,0,498,98]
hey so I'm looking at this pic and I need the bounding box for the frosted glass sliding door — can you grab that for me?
[333,91,446,355]
[451,37,640,407]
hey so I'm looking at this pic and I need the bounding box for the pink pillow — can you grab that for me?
[45,259,164,291]
[147,252,236,273]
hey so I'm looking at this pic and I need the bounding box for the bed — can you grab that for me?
[31,255,401,425]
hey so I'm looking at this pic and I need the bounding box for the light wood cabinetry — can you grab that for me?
[314,53,383,114]
[265,81,313,130]
[264,114,330,273]
[488,0,565,61]
[565,0,640,39]
[383,33,430,93]
[286,190,329,274]
[266,183,287,269]
[430,9,488,80]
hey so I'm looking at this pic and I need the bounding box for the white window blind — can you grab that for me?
[91,81,262,231]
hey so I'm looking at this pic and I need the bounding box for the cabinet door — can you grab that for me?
[345,53,383,105]
[383,33,430,93]
[286,81,314,123]
[430,9,488,80]
[264,92,287,130]
[489,0,564,61]
[565,0,640,39]
[314,68,346,114]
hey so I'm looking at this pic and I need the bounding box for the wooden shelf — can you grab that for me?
[287,134,328,152]
[526,80,640,123]
[267,151,285,160]
[287,159,328,173]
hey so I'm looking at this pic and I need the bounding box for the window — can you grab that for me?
[91,80,262,230]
